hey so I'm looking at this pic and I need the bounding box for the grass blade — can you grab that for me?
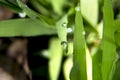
[16,0,55,25]
[112,58,120,80]
[16,0,40,19]
[80,0,98,26]
[0,0,21,12]
[114,20,120,32]
[92,49,102,80]
[56,15,67,42]
[48,38,63,80]
[101,0,116,80]
[0,19,56,36]
[70,10,87,80]
[115,32,120,47]
[56,15,68,52]
[49,0,64,15]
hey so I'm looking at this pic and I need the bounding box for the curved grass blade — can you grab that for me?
[16,0,40,19]
[0,19,56,37]
[114,20,120,47]
[29,0,50,16]
[70,10,87,80]
[101,0,116,80]
[5,0,18,6]
[112,46,120,80]
[56,15,68,53]
[49,0,64,15]
[16,0,55,25]
[63,57,73,80]
[112,59,120,80]
[56,15,68,42]
[114,20,120,32]
[48,38,63,80]
[80,0,98,27]
[115,32,120,47]
[0,0,21,12]
[92,49,102,80]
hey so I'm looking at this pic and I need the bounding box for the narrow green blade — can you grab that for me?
[114,20,120,47]
[56,15,68,53]
[114,20,120,32]
[48,38,63,80]
[0,19,56,37]
[115,32,120,47]
[70,11,87,80]
[49,0,64,15]
[92,49,102,80]
[112,58,120,80]
[56,15,67,42]
[16,0,55,25]
[80,0,98,26]
[16,0,40,19]
[0,0,21,12]
[101,0,116,80]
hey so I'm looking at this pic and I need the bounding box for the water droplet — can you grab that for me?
[75,6,80,12]
[67,28,73,33]
[116,53,119,61]
[82,31,86,35]
[61,41,68,53]
[19,12,26,18]
[62,22,67,27]
[41,50,49,58]
[61,41,67,48]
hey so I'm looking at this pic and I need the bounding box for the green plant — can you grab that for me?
[0,0,120,80]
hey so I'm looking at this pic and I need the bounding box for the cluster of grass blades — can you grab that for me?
[0,0,120,80]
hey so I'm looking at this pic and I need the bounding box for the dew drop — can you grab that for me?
[61,41,67,48]
[75,6,80,12]
[82,31,86,35]
[61,41,68,53]
[19,12,26,18]
[62,22,67,27]
[41,50,49,58]
[67,28,73,33]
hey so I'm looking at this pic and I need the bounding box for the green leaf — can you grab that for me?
[56,15,67,42]
[114,20,120,32]
[56,15,68,52]
[0,0,21,12]
[80,0,98,26]
[48,38,63,80]
[49,0,65,15]
[115,47,120,80]
[0,19,56,37]
[92,49,102,80]
[63,57,73,80]
[112,58,120,80]
[115,32,120,47]
[16,0,40,19]
[4,0,18,6]
[101,0,116,80]
[70,10,87,80]
[16,0,55,25]
[113,46,120,80]
[114,20,120,47]
[29,0,50,16]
